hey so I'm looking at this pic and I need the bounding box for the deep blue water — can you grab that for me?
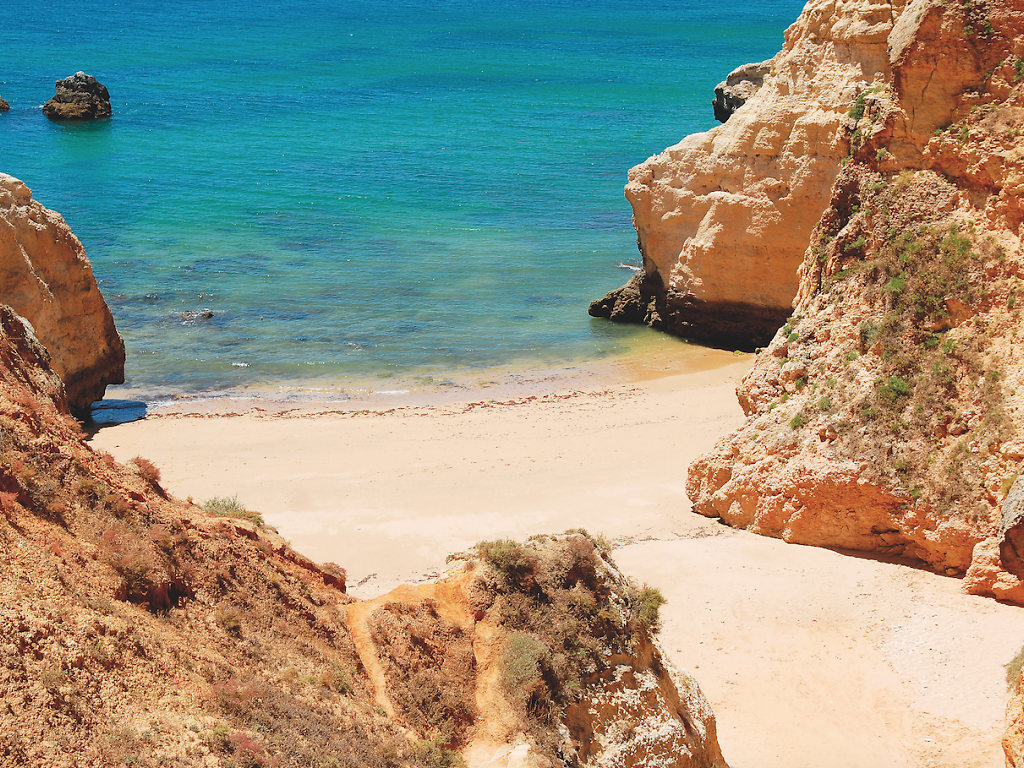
[3,0,803,396]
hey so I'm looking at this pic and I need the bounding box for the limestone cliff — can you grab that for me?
[0,173,125,411]
[688,0,1024,603]
[591,0,910,347]
[0,305,724,767]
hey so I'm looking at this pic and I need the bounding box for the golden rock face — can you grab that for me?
[0,173,125,411]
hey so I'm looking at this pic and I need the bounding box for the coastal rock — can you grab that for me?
[41,71,111,120]
[0,97,9,112]
[711,61,770,123]
[588,269,663,326]
[689,0,1024,602]
[597,0,908,348]
[0,172,125,411]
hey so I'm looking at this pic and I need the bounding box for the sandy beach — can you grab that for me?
[88,348,1024,768]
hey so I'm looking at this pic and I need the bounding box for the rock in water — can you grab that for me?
[0,173,125,412]
[42,71,112,120]
[0,97,9,112]
[711,61,770,123]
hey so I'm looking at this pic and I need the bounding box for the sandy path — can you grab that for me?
[88,353,1024,767]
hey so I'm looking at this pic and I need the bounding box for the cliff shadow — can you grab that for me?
[81,399,149,436]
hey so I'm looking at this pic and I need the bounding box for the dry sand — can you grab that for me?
[89,348,1024,768]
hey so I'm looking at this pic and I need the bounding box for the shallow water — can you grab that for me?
[4,0,802,398]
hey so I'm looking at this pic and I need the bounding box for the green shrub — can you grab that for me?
[789,412,806,429]
[500,632,548,693]
[636,585,666,633]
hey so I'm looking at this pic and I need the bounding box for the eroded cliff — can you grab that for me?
[688,0,1024,601]
[0,173,125,412]
[592,0,916,347]
[0,303,724,767]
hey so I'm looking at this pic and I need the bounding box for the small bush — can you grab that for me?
[500,632,548,694]
[790,412,806,429]
[635,584,666,633]
[131,456,161,485]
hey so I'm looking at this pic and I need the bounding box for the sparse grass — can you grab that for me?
[204,496,265,528]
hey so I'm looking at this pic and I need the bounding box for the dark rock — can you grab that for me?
[42,71,112,120]
[712,61,771,123]
[0,98,9,112]
[589,270,664,328]
[590,269,788,351]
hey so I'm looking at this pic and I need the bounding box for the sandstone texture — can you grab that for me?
[0,313,724,767]
[592,0,911,347]
[0,173,124,411]
[711,61,770,123]
[689,0,1024,607]
[42,71,112,120]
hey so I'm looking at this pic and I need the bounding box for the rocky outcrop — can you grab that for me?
[41,71,111,120]
[594,0,910,348]
[688,0,1024,601]
[0,173,124,411]
[711,61,770,123]
[0,97,9,112]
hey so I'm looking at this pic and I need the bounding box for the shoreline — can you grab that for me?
[90,335,749,421]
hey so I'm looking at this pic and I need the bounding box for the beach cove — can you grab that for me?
[90,348,1024,768]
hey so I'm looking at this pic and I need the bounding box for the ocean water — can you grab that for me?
[3,0,803,398]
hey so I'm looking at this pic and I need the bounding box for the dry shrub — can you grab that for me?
[367,601,476,748]
[131,455,162,486]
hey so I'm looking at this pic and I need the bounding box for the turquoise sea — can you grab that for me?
[3,0,803,399]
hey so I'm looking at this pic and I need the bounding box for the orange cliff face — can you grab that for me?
[0,173,125,412]
[591,0,910,347]
[688,0,1024,604]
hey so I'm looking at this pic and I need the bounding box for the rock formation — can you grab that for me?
[0,308,725,767]
[711,61,770,123]
[0,173,124,411]
[41,71,112,120]
[591,0,911,348]
[688,0,1024,603]
[0,97,9,112]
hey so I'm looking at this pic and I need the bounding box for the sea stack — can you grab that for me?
[42,71,112,120]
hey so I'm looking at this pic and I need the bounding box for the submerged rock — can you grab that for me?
[42,71,112,120]
[0,97,9,112]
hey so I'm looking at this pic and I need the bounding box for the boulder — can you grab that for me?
[42,71,112,120]
[0,173,125,412]
[0,97,9,112]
